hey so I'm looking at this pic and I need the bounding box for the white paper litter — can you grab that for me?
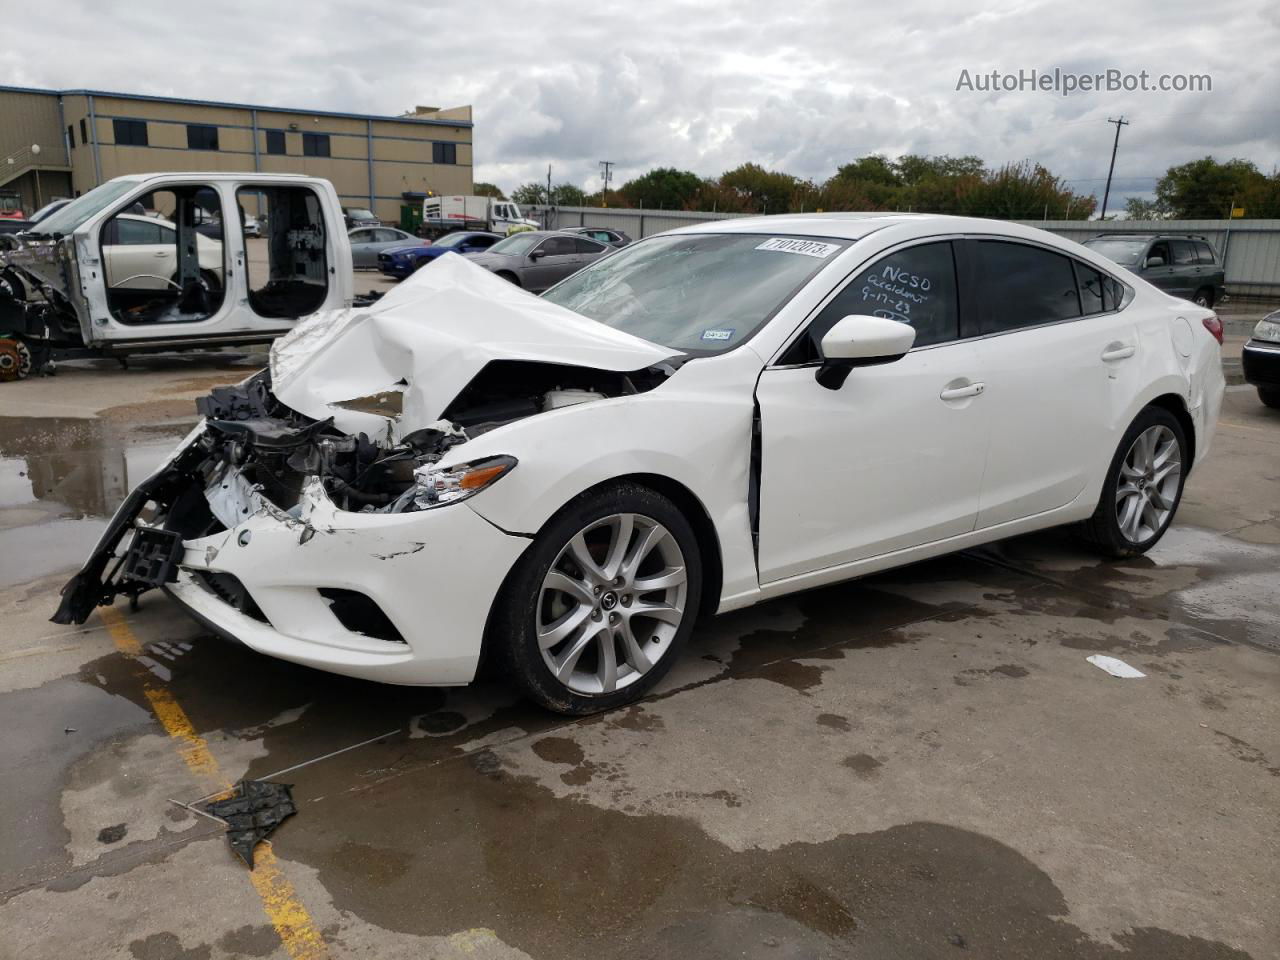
[1086,655,1146,679]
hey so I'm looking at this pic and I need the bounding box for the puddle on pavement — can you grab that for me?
[0,416,193,589]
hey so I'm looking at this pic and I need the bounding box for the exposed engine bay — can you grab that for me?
[51,359,674,625]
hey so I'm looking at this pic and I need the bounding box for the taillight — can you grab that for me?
[1202,313,1224,345]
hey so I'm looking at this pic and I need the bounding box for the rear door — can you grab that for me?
[104,217,173,290]
[968,239,1138,529]
[349,229,375,267]
[1169,239,1199,298]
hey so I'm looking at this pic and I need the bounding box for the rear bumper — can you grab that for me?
[1242,339,1280,389]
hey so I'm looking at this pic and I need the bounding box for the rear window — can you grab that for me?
[1170,239,1197,266]
[976,241,1081,333]
[1083,238,1147,267]
[1194,241,1216,265]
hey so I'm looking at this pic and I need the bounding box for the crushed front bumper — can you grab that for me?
[55,433,531,686]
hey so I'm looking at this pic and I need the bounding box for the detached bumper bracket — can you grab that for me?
[122,526,185,588]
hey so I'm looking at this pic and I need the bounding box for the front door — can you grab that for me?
[525,235,580,291]
[755,240,990,583]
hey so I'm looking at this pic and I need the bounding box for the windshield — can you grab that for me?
[542,233,848,354]
[488,233,541,255]
[24,180,139,237]
[1084,238,1148,267]
[433,232,473,249]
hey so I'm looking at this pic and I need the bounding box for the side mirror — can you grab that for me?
[528,249,544,260]
[816,315,916,390]
[1144,256,1165,268]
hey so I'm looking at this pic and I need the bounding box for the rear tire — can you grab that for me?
[491,482,702,715]
[1259,388,1280,410]
[1078,406,1187,557]
[1192,288,1213,307]
[496,271,521,286]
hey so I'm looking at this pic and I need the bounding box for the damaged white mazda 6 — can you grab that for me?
[54,216,1224,713]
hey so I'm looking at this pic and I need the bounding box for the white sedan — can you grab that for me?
[103,214,224,291]
[55,215,1224,714]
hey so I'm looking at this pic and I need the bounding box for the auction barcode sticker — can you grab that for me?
[755,237,841,258]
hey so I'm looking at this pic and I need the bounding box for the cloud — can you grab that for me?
[6,0,1276,209]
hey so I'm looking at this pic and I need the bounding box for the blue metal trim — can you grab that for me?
[0,84,472,128]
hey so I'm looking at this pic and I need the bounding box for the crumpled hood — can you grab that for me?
[270,251,677,438]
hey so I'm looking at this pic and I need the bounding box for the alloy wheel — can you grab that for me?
[1115,424,1181,543]
[537,513,688,696]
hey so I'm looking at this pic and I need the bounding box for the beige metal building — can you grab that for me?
[0,86,473,223]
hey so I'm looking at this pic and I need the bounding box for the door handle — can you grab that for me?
[1101,342,1136,362]
[940,381,985,401]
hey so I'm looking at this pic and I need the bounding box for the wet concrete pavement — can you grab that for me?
[0,360,1277,959]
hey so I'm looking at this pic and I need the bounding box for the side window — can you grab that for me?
[1194,241,1216,265]
[1074,261,1106,315]
[349,229,370,243]
[378,229,403,243]
[537,236,576,257]
[186,124,219,151]
[237,185,330,319]
[432,142,457,164]
[469,235,497,249]
[785,241,960,364]
[1170,239,1197,266]
[1147,241,1171,265]
[976,241,1080,334]
[573,238,607,255]
[116,218,164,245]
[265,130,286,155]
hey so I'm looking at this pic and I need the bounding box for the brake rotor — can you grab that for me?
[0,338,32,382]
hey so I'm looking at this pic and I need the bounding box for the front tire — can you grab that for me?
[1079,406,1187,557]
[492,483,702,714]
[1192,288,1214,307]
[1259,388,1280,410]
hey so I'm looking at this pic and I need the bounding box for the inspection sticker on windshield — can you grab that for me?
[701,328,735,342]
[755,237,840,258]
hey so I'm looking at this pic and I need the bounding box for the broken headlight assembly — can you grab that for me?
[411,455,517,510]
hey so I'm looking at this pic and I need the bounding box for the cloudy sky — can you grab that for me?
[4,0,1277,211]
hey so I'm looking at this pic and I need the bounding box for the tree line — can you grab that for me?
[477,153,1280,221]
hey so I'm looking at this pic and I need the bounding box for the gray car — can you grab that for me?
[1083,234,1226,307]
[349,226,417,269]
[560,226,632,248]
[465,231,611,292]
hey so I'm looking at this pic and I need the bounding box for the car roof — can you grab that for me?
[1087,233,1210,241]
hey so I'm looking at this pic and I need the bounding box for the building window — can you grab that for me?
[80,118,88,144]
[187,124,219,151]
[302,133,330,157]
[113,118,149,147]
[67,124,75,149]
[432,142,457,165]
[265,130,286,155]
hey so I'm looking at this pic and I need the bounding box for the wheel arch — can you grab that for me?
[494,270,521,287]
[477,471,725,678]
[1146,392,1196,468]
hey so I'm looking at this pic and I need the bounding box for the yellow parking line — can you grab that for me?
[99,606,330,960]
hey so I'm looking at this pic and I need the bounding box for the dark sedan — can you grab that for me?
[377,231,502,279]
[464,231,611,292]
[1243,310,1280,409]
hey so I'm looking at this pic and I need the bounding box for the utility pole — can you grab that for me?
[1099,116,1129,221]
[546,164,552,207]
[599,160,614,207]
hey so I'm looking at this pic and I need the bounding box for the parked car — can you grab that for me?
[377,231,503,278]
[102,214,224,290]
[349,226,417,268]
[561,226,632,248]
[343,206,380,229]
[243,215,262,238]
[465,230,611,292]
[1242,309,1280,409]
[54,214,1223,714]
[1083,234,1226,307]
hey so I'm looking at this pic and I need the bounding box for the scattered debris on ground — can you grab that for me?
[202,779,297,868]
